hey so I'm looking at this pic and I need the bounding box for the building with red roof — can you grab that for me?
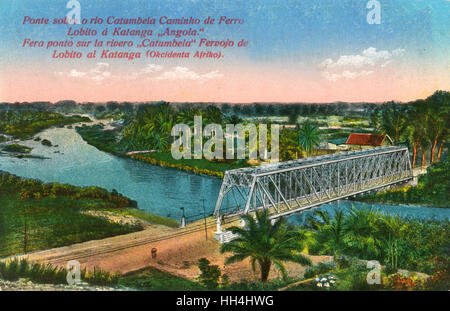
[345,133,393,149]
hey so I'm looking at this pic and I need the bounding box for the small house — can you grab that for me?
[345,133,393,150]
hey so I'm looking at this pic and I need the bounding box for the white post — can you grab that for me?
[216,217,222,233]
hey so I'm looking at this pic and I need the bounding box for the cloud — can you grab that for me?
[68,69,87,78]
[55,62,111,83]
[320,47,405,81]
[322,70,374,82]
[154,67,223,82]
[112,63,164,80]
[142,63,163,74]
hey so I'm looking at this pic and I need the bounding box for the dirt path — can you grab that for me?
[14,220,331,282]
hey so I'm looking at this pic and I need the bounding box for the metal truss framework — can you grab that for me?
[214,146,413,219]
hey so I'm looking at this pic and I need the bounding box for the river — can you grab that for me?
[0,123,448,224]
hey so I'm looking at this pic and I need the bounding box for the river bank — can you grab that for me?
[354,159,449,208]
[75,121,252,178]
[0,170,180,258]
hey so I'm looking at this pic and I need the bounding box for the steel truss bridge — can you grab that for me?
[214,146,413,219]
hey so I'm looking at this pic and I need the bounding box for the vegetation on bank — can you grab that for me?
[0,171,142,257]
[0,111,90,139]
[304,206,449,275]
[371,91,448,168]
[1,144,32,153]
[222,206,448,290]
[75,123,251,177]
[75,125,122,155]
[130,153,250,178]
[0,258,120,286]
[358,158,449,207]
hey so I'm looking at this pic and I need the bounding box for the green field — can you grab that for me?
[0,172,145,257]
[0,193,143,258]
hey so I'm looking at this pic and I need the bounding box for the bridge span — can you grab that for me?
[214,146,413,221]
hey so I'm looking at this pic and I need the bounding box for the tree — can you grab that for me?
[310,209,346,268]
[379,102,408,143]
[298,121,320,156]
[204,105,223,124]
[343,206,384,260]
[407,101,426,167]
[220,209,312,282]
[197,258,222,289]
[424,92,448,163]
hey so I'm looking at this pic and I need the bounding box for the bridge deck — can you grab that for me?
[214,146,413,219]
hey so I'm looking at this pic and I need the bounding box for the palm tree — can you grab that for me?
[220,209,312,282]
[344,206,384,260]
[309,209,346,268]
[151,132,169,151]
[378,215,407,270]
[298,121,320,157]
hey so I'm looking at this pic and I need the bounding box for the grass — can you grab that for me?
[0,258,120,286]
[119,266,203,290]
[1,144,32,153]
[0,193,143,257]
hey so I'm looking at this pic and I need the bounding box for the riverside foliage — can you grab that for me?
[358,157,449,207]
[0,171,141,257]
[0,111,90,139]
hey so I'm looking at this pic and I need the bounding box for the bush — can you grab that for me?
[304,261,335,279]
[383,273,427,291]
[0,258,120,286]
[197,258,221,289]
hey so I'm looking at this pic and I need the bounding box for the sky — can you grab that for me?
[0,0,449,103]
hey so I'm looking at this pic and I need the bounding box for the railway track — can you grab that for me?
[40,215,242,265]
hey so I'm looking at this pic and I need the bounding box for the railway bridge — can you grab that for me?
[213,146,413,241]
